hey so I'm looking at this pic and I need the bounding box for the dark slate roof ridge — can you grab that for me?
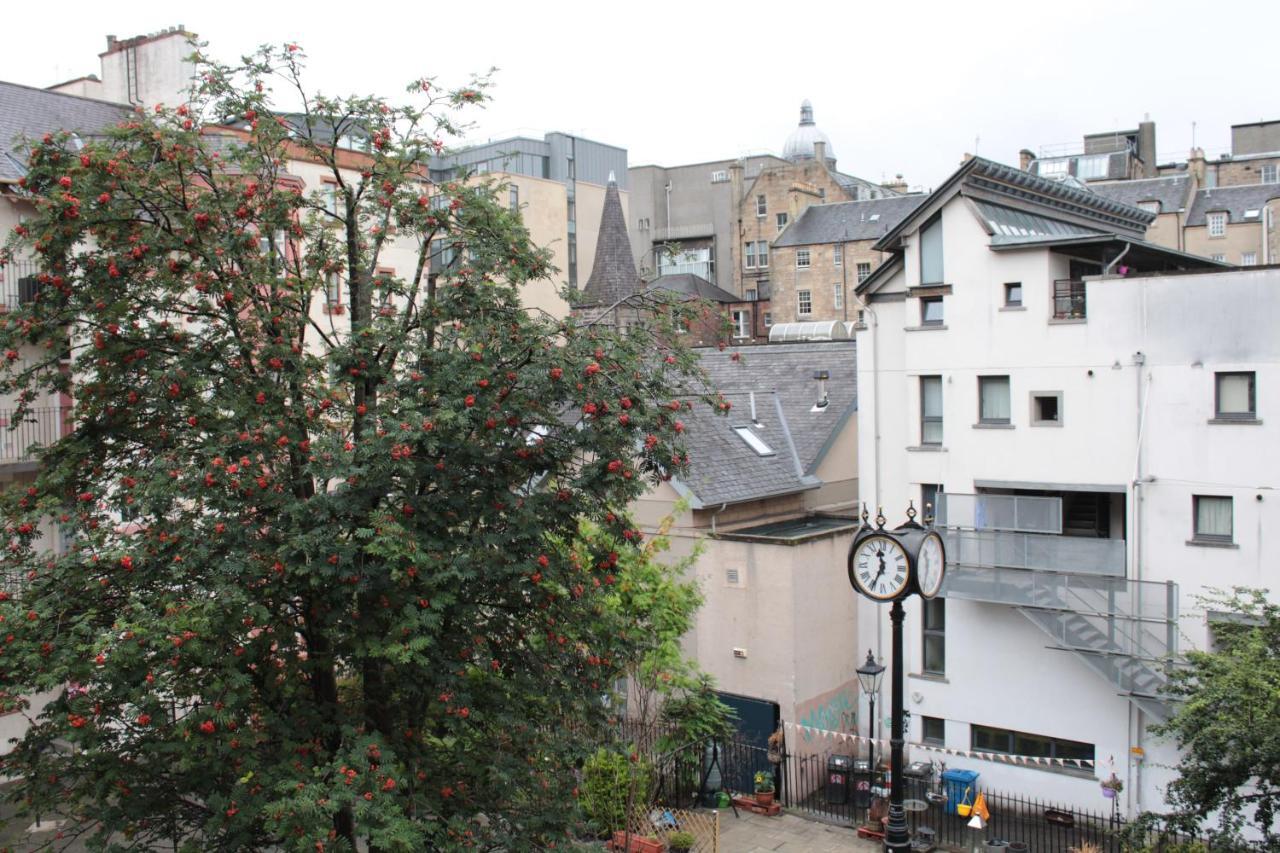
[1187,183,1280,226]
[775,195,928,247]
[1088,175,1191,213]
[970,158,1156,226]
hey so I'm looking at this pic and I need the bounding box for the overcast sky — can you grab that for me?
[2,0,1275,189]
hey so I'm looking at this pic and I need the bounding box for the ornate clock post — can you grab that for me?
[848,503,947,852]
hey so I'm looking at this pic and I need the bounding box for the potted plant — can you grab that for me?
[667,830,696,852]
[1100,774,1123,799]
[767,728,785,764]
[753,770,776,807]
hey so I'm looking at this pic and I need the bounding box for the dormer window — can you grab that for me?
[1207,211,1227,238]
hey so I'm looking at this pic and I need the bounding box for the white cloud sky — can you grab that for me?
[2,0,1275,188]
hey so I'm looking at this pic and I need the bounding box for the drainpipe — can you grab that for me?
[1130,339,1150,817]
[1105,242,1133,275]
[859,301,885,660]
[709,502,728,536]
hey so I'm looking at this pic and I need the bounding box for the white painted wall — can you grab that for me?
[856,189,1280,821]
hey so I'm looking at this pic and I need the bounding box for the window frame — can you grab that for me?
[922,716,945,746]
[1192,495,1234,544]
[919,214,944,285]
[776,212,789,230]
[1207,211,1227,238]
[797,289,812,317]
[1241,252,1257,267]
[856,262,872,283]
[744,242,756,269]
[833,244,843,267]
[920,375,942,446]
[920,296,944,326]
[1215,371,1256,419]
[756,194,767,218]
[1004,282,1023,307]
[1030,392,1063,427]
[508,185,519,213]
[833,282,844,310]
[730,309,750,339]
[922,598,945,675]
[970,724,1094,763]
[757,241,769,269]
[796,249,811,269]
[1261,164,1278,184]
[978,375,1012,425]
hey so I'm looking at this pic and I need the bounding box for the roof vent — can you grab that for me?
[812,370,830,410]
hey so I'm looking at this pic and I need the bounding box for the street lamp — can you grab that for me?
[856,649,885,788]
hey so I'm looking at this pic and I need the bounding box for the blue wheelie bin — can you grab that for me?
[941,768,980,815]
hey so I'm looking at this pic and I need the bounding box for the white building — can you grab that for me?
[852,155,1277,822]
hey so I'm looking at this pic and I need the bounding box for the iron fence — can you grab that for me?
[0,406,72,463]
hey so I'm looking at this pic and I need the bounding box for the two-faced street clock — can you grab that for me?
[847,504,947,602]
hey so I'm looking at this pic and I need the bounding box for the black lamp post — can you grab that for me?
[856,649,885,787]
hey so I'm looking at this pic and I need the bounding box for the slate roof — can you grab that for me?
[646,273,740,303]
[574,178,643,307]
[1089,176,1191,214]
[673,341,856,507]
[0,81,128,182]
[1187,183,1280,226]
[774,196,927,248]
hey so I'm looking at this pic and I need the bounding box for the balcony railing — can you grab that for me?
[0,259,42,313]
[942,529,1126,577]
[1053,279,1086,320]
[0,407,72,465]
[936,493,1062,534]
[657,261,714,279]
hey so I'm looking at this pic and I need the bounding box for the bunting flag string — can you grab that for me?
[783,721,1095,770]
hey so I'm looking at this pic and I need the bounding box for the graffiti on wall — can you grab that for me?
[795,681,858,743]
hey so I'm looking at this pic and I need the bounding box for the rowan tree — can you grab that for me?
[0,43,717,851]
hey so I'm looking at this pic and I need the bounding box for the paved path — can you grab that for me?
[716,809,881,853]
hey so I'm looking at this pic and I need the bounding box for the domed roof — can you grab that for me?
[783,99,835,163]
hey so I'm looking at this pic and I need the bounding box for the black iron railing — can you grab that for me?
[1053,279,1086,320]
[0,406,72,463]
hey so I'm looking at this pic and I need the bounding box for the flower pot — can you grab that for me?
[610,832,664,853]
[1102,786,1117,799]
[755,790,775,807]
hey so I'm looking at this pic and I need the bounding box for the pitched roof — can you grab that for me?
[673,341,856,507]
[0,81,128,182]
[872,156,1156,254]
[645,273,740,303]
[1187,183,1280,226]
[574,177,642,307]
[1089,176,1192,214]
[774,196,927,247]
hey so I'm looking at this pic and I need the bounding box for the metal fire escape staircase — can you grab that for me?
[936,494,1178,722]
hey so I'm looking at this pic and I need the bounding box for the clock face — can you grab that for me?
[849,535,911,601]
[917,532,946,598]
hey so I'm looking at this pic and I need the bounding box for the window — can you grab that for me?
[756,194,767,217]
[979,376,1011,424]
[797,290,812,316]
[1074,154,1110,180]
[920,296,944,326]
[1137,201,1160,214]
[1053,279,1086,319]
[325,273,343,306]
[776,212,789,230]
[1037,158,1069,178]
[711,169,728,183]
[745,288,757,301]
[833,244,843,267]
[744,242,756,269]
[921,484,942,522]
[757,241,768,269]
[1031,392,1062,426]
[508,186,519,212]
[919,215,944,284]
[1215,371,1255,419]
[920,376,942,445]
[731,310,750,339]
[1193,495,1233,543]
[1242,252,1257,266]
[922,598,945,675]
[1262,164,1278,184]
[733,426,774,456]
[1207,211,1227,238]
[971,724,1094,763]
[322,180,341,216]
[763,312,773,327]
[922,716,945,746]
[1211,253,1226,263]
[856,262,872,283]
[833,282,843,310]
[1004,282,1023,307]
[796,249,811,269]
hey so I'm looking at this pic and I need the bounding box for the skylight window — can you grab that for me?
[733,426,775,456]
[868,213,881,221]
[1244,209,1261,219]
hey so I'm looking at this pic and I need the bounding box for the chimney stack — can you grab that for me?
[1019,149,1036,172]
[1138,119,1157,178]
[1187,147,1207,186]
[881,174,908,194]
[813,141,827,168]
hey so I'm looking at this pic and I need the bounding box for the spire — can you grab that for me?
[574,180,641,308]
